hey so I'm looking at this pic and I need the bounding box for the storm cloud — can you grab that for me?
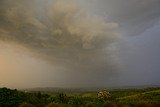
[0,0,120,88]
[0,0,160,88]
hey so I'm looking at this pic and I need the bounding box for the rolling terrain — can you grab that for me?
[0,87,160,107]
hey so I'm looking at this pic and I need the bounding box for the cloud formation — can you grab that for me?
[1,0,160,88]
[0,0,120,87]
[82,0,160,36]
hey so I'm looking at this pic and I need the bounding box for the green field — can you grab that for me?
[0,87,160,107]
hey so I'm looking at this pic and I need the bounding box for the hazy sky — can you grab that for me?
[0,0,160,88]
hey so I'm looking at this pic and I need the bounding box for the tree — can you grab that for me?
[98,91,111,102]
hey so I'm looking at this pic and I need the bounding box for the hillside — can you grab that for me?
[0,87,160,107]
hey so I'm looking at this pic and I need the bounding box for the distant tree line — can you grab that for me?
[0,87,49,107]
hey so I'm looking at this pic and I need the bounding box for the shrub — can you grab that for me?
[98,91,111,102]
[68,96,85,107]
[57,93,69,103]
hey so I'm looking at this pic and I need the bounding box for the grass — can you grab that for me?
[45,87,160,107]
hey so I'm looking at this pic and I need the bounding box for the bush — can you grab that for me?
[57,93,69,103]
[98,91,111,102]
[68,96,85,107]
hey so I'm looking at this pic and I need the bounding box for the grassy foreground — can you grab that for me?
[0,87,160,107]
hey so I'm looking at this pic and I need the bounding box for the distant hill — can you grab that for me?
[22,85,160,93]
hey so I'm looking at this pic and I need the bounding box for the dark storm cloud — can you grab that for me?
[1,0,160,88]
[0,0,120,86]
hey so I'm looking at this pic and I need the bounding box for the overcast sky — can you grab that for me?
[0,0,160,88]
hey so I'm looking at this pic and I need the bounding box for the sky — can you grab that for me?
[0,0,160,89]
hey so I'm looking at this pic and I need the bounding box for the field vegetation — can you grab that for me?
[0,87,160,107]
